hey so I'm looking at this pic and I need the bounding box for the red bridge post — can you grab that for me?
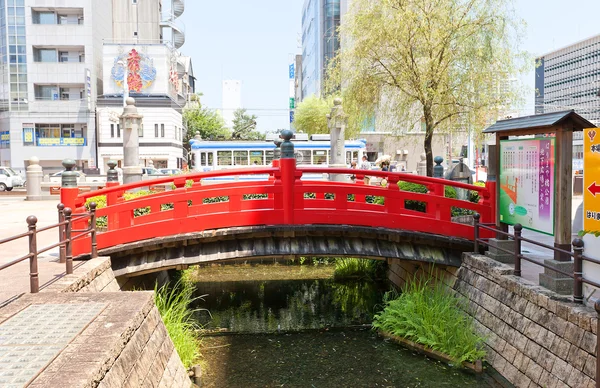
[279,130,296,224]
[105,161,121,230]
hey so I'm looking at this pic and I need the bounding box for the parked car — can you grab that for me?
[49,170,86,183]
[141,167,163,176]
[159,168,182,175]
[0,166,25,191]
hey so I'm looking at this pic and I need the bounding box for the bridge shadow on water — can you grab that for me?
[190,264,512,388]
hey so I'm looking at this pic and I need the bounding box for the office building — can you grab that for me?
[535,34,600,169]
[0,0,192,173]
[300,0,341,99]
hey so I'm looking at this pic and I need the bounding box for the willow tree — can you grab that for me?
[328,0,526,176]
[293,95,334,135]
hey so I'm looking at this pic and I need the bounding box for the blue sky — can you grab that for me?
[179,0,600,131]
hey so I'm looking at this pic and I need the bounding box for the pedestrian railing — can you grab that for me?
[0,202,98,293]
[473,213,594,304]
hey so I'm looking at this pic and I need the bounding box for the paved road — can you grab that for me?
[0,196,69,306]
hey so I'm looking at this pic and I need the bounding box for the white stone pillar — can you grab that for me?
[120,97,143,184]
[25,156,43,201]
[328,98,347,182]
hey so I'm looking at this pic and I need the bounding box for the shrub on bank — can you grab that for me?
[372,276,486,364]
[154,279,203,369]
[333,258,384,280]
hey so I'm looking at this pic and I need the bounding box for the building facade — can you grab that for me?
[535,34,600,170]
[0,0,112,171]
[0,0,191,173]
[300,0,341,99]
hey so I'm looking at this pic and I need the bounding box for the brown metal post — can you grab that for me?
[514,224,522,277]
[473,213,480,253]
[89,202,98,258]
[572,238,584,304]
[57,203,66,263]
[27,216,38,293]
[595,299,600,388]
[64,207,73,274]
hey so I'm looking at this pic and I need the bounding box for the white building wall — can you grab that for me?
[97,105,183,173]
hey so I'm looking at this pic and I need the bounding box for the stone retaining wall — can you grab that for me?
[387,254,598,387]
[456,253,597,387]
[41,257,120,293]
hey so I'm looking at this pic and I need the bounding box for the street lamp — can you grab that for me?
[117,60,129,107]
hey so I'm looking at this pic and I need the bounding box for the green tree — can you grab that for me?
[231,109,265,140]
[293,95,335,135]
[327,0,526,176]
[183,106,228,142]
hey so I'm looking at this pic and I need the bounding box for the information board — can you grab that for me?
[499,138,555,235]
[584,128,600,232]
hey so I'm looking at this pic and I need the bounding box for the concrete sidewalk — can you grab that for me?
[0,196,72,306]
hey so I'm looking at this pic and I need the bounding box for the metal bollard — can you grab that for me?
[473,213,480,253]
[64,207,73,275]
[57,203,66,264]
[572,238,584,304]
[89,202,98,258]
[514,224,522,277]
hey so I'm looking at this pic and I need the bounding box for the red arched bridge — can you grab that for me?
[1,154,496,289]
[55,156,496,276]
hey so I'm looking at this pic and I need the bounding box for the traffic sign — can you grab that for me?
[584,128,600,231]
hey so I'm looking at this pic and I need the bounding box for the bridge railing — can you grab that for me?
[0,203,98,293]
[59,159,495,256]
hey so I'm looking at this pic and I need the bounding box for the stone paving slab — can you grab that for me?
[0,303,106,387]
[0,292,154,388]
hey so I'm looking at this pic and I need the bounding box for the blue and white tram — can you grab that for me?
[189,137,367,172]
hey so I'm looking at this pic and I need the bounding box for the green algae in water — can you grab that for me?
[201,331,509,388]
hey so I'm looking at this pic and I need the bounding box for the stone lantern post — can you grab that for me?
[327,97,347,181]
[120,97,143,184]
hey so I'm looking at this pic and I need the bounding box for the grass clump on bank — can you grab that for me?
[372,276,485,364]
[333,258,382,280]
[154,278,203,369]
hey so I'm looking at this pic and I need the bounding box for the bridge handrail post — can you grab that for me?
[514,224,522,277]
[27,216,39,293]
[473,213,480,253]
[279,130,295,224]
[57,203,66,263]
[483,180,496,224]
[64,208,73,275]
[572,238,584,304]
[89,202,98,259]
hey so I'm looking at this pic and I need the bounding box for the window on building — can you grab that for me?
[161,124,165,137]
[61,124,74,138]
[59,88,70,100]
[154,124,159,137]
[58,51,68,63]
[32,11,55,24]
[33,48,57,62]
[35,85,56,100]
[132,0,138,4]
[117,124,121,138]
[78,16,84,25]
[57,15,68,25]
[110,124,114,138]
[79,52,85,63]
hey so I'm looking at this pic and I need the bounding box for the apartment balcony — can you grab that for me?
[28,99,88,114]
[28,62,87,85]
[173,0,185,19]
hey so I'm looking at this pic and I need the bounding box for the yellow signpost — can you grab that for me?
[584,128,600,232]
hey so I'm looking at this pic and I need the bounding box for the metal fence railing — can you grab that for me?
[0,202,98,293]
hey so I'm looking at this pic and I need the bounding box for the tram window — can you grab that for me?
[313,150,327,165]
[327,150,331,164]
[217,151,232,166]
[250,150,264,165]
[234,150,249,166]
[353,151,358,163]
[296,150,311,164]
[207,153,214,166]
[265,150,274,165]
[346,151,352,164]
[200,152,206,166]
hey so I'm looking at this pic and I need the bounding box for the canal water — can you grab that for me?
[190,264,511,388]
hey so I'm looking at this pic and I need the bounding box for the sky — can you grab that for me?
[179,0,600,132]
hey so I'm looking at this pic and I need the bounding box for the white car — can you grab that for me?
[0,167,24,191]
[49,170,86,183]
[159,168,182,175]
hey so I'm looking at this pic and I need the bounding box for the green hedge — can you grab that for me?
[398,181,484,217]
